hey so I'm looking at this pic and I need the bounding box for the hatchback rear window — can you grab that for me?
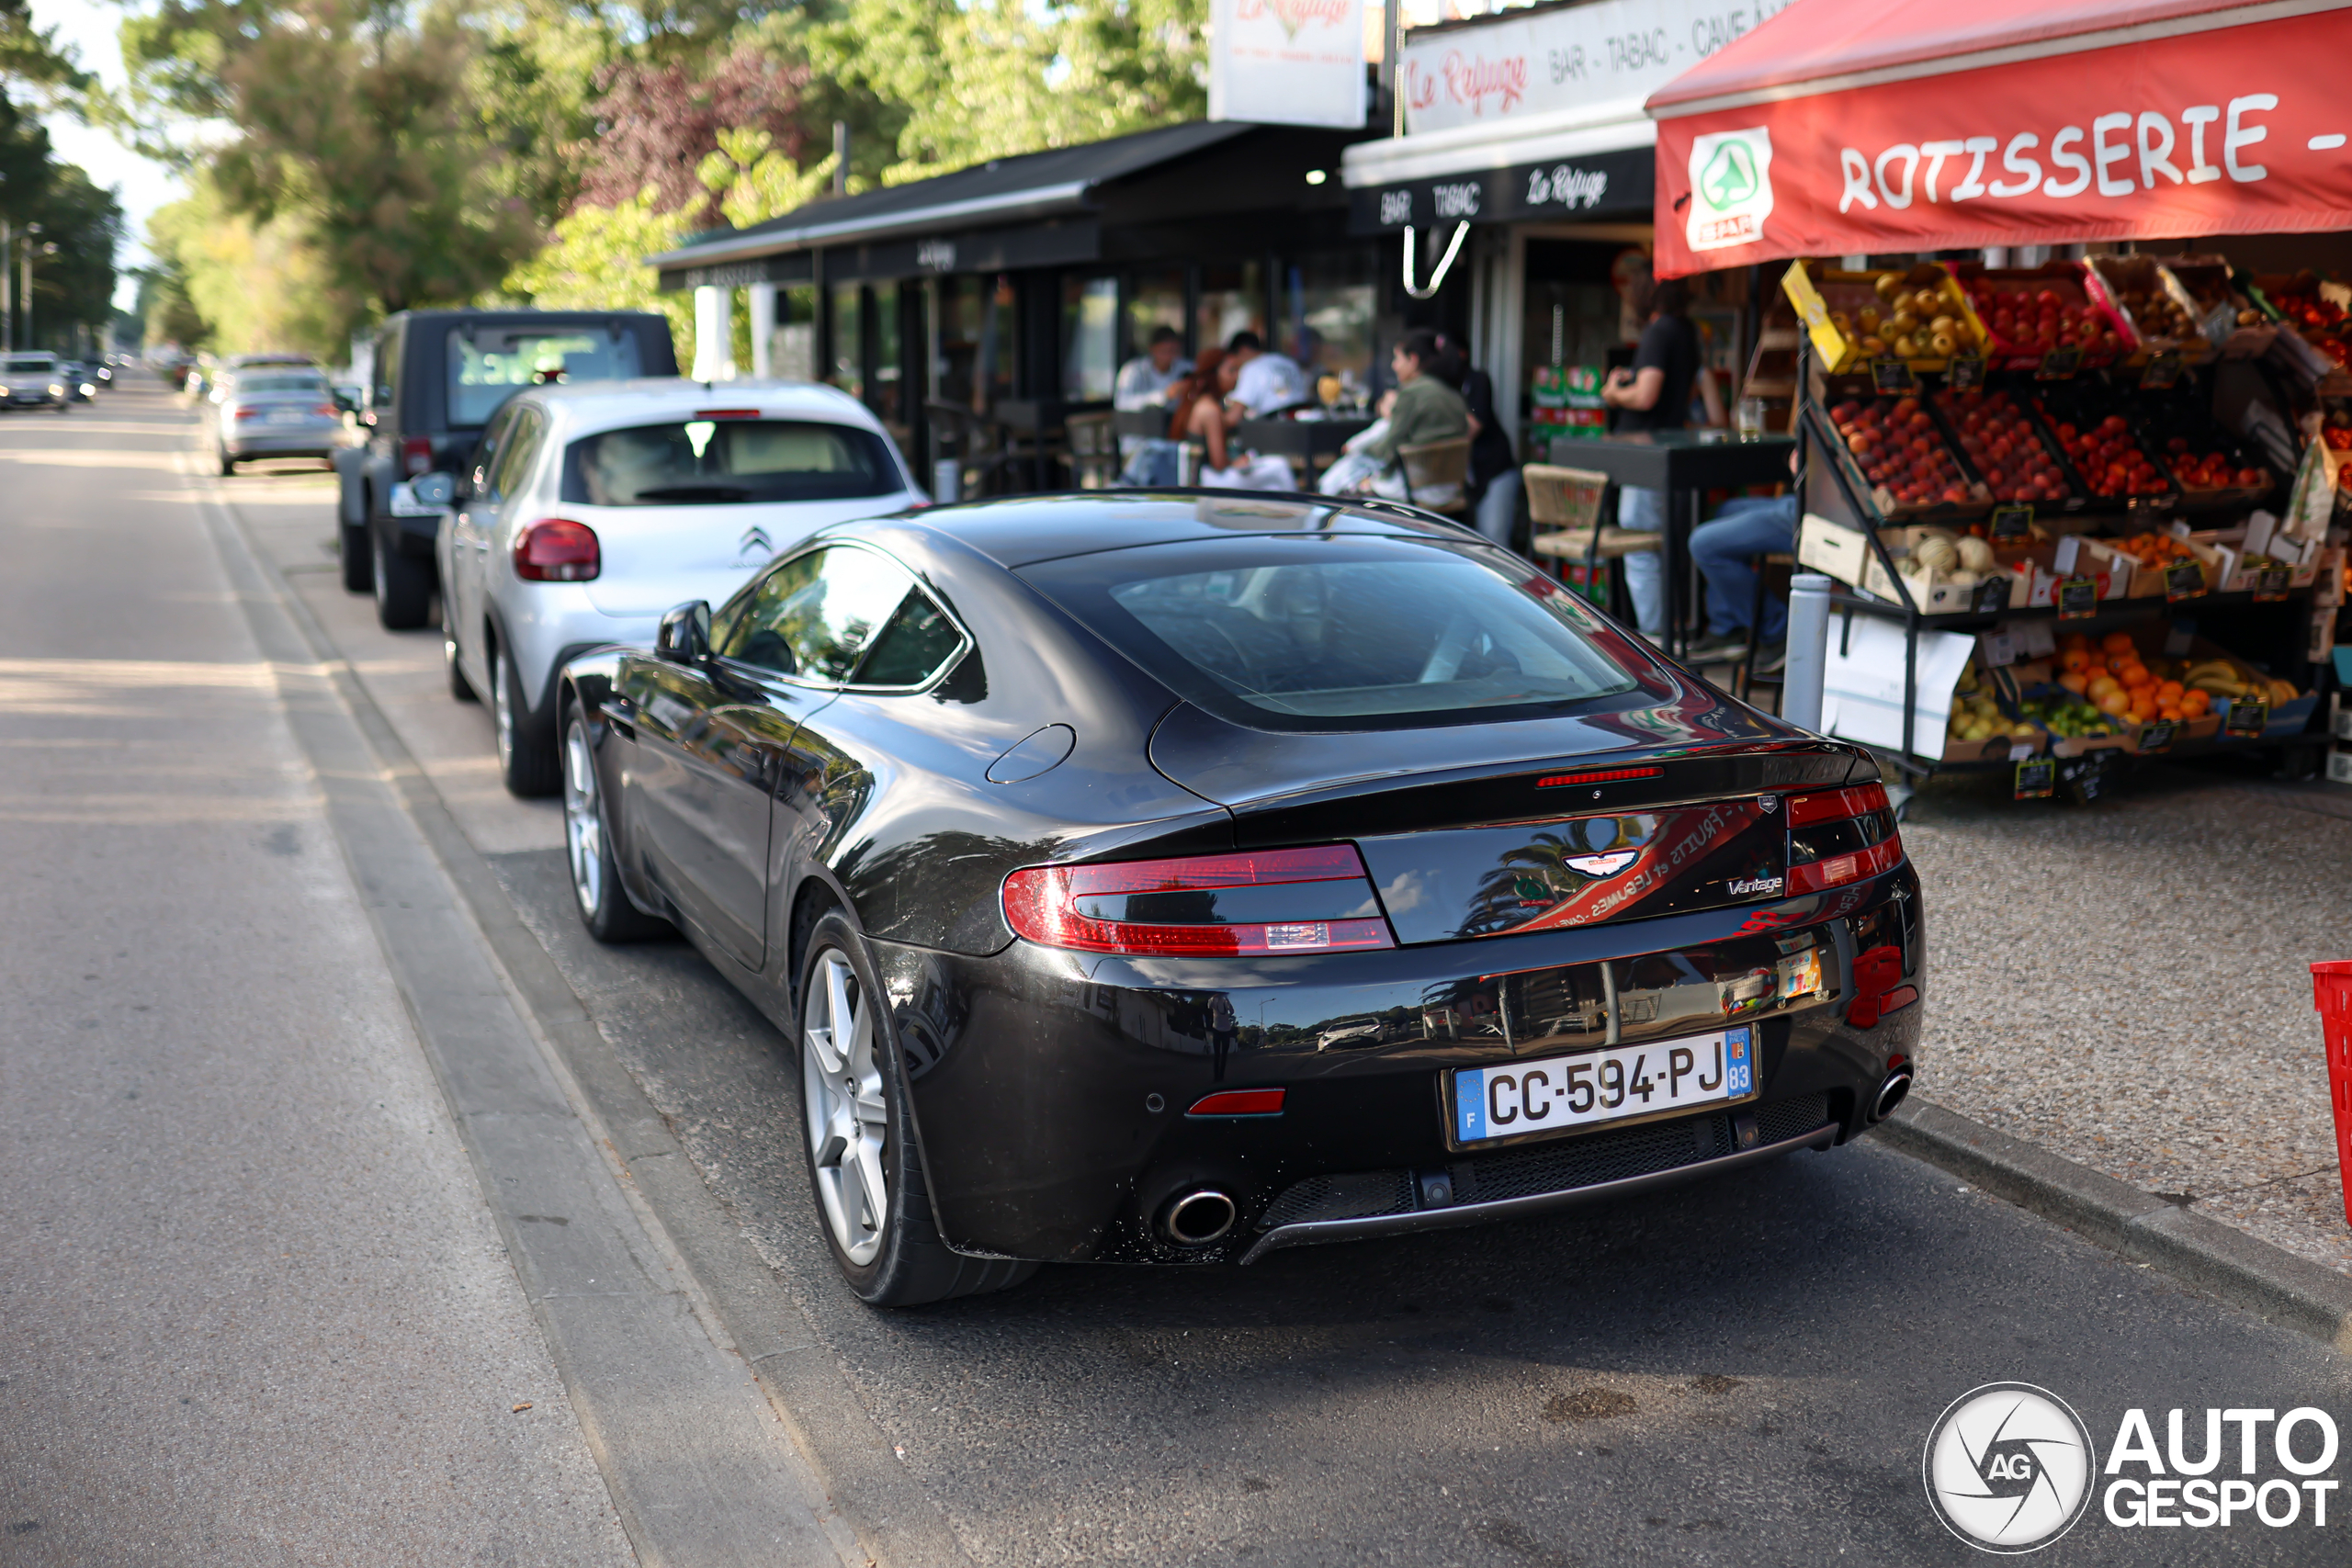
[560,419,901,506]
[447,330,641,426]
[233,375,328,395]
[1022,536,1645,729]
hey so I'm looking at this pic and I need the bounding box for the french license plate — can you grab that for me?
[266,409,307,423]
[1451,1026,1755,1146]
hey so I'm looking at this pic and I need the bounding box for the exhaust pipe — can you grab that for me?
[1870,1069,1914,1123]
[1159,1189,1238,1247]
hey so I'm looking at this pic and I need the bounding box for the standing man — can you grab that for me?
[1600,275,1724,640]
[1224,330,1309,418]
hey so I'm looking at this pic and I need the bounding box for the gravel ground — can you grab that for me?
[1903,759,2352,1273]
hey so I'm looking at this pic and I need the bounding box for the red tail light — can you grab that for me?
[1785,782,1904,894]
[233,408,262,421]
[1188,1089,1285,1117]
[402,435,435,476]
[1001,845,1393,957]
[313,403,339,418]
[514,518,601,581]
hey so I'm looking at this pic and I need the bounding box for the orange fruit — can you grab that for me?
[2060,649,2092,673]
[2058,672,2088,694]
[2156,679,2184,703]
[2100,630,2136,656]
[2063,632,2092,651]
[2158,705,2183,721]
[2097,689,2132,716]
[2181,689,2211,715]
[2087,674,2121,699]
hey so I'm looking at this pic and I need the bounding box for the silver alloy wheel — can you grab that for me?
[493,651,516,776]
[803,949,889,1266]
[562,720,603,916]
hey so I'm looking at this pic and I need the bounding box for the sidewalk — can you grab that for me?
[1905,762,2352,1276]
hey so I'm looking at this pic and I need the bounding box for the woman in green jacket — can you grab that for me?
[1320,329,1470,506]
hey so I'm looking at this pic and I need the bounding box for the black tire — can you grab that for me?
[494,645,561,796]
[561,708,670,942]
[371,525,434,630]
[796,909,1038,1307]
[340,519,373,593]
[218,449,236,475]
[445,626,476,702]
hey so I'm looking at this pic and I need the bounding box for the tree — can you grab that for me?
[575,42,820,216]
[119,0,536,317]
[500,182,699,364]
[811,0,1204,185]
[149,173,352,356]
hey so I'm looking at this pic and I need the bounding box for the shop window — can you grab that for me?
[1197,262,1264,357]
[935,275,1017,413]
[1061,276,1118,402]
[872,280,903,425]
[830,283,863,401]
[1126,268,1186,358]
[1280,252,1377,408]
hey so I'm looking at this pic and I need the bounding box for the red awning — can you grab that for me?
[1645,0,2352,276]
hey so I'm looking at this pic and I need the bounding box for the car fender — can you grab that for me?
[332,447,368,525]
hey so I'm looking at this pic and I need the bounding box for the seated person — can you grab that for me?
[1224,331,1310,418]
[1114,327,1191,412]
[1180,351,1295,491]
[1685,491,1800,669]
[1317,330,1470,508]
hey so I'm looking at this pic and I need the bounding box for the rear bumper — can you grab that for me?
[226,429,341,457]
[871,863,1925,1264]
[1238,1114,1840,1264]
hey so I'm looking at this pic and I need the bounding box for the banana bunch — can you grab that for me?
[2182,660,2297,705]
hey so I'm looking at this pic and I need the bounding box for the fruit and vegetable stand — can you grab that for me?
[1638,0,2352,797]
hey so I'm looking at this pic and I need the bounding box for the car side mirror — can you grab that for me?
[411,472,456,509]
[656,600,712,664]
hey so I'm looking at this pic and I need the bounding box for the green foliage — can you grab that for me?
[500,182,700,366]
[696,128,841,230]
[812,0,1205,184]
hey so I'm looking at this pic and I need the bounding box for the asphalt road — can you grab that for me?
[11,378,2351,1566]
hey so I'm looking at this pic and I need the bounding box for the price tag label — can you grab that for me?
[2056,577,2100,619]
[1946,354,1987,391]
[1973,576,2013,614]
[2036,346,2084,380]
[2014,756,2056,799]
[1871,357,1918,394]
[1990,504,2034,540]
[2223,697,2269,738]
[2136,718,2177,753]
[2253,564,2292,602]
[2164,559,2207,601]
[2140,349,2183,389]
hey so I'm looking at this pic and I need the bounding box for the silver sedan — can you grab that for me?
[213,370,348,473]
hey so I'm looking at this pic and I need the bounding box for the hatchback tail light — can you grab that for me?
[313,403,339,418]
[402,435,435,476]
[232,407,262,421]
[1784,783,1904,894]
[514,518,601,581]
[1002,845,1393,957]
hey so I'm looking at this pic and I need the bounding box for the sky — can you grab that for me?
[29,0,184,310]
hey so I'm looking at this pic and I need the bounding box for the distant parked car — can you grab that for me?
[0,352,68,412]
[440,378,922,794]
[336,309,680,629]
[58,362,97,402]
[210,365,348,473]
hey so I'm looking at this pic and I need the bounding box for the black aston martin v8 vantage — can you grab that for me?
[555,492,1924,1306]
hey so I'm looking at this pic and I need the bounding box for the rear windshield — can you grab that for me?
[447,329,640,426]
[3,356,55,374]
[1022,536,1645,729]
[560,419,901,506]
[233,374,328,395]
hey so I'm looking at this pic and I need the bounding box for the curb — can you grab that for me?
[1872,1099,2352,1354]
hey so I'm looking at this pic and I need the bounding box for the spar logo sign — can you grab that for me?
[1686,126,1773,253]
[1926,1385,2344,1552]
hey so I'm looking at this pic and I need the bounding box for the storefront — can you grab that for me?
[651,119,1396,485]
[1341,0,1796,452]
[1641,0,2352,791]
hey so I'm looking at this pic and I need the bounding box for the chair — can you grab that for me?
[1522,465,1660,611]
[1396,437,1472,516]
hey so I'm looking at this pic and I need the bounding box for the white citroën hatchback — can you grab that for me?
[438,378,925,794]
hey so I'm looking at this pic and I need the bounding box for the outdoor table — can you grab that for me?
[1546,431,1796,657]
[1112,408,1169,443]
[994,398,1111,489]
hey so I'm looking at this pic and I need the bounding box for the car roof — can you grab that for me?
[870,491,1484,570]
[514,378,888,435]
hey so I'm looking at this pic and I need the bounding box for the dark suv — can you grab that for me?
[335,310,677,627]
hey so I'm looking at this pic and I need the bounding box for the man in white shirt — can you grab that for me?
[1225,330,1309,418]
[1114,327,1191,412]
